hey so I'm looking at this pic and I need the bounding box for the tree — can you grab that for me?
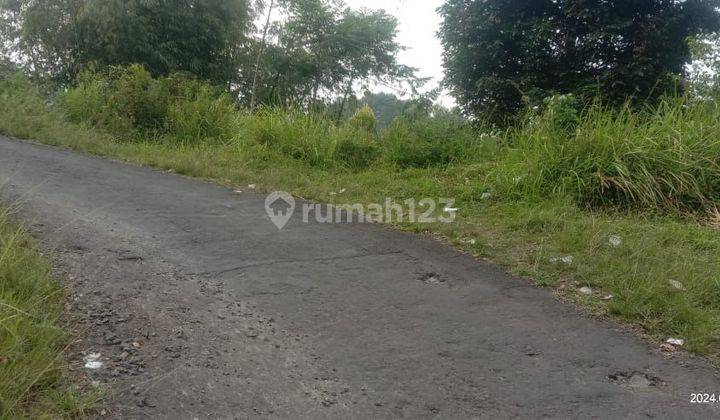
[1,0,252,84]
[250,0,276,109]
[688,33,720,98]
[240,0,415,109]
[439,0,720,122]
[0,0,84,84]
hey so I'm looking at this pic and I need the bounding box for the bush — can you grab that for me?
[542,94,581,134]
[333,127,379,170]
[58,65,169,137]
[381,112,479,168]
[348,105,377,134]
[58,64,238,143]
[241,109,337,167]
[166,84,238,145]
[60,74,111,129]
[491,99,720,211]
[0,74,63,140]
[105,65,170,132]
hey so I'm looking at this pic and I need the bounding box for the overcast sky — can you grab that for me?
[342,0,452,105]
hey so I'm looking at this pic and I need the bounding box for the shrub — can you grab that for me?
[333,127,379,170]
[105,65,170,132]
[0,73,63,140]
[241,109,337,167]
[60,74,110,129]
[491,99,720,211]
[58,65,169,137]
[348,105,377,134]
[59,65,238,143]
[166,84,238,145]
[542,94,581,134]
[381,112,479,168]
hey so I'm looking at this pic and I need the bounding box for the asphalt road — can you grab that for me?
[1,136,719,419]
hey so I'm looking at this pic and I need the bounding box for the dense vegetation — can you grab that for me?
[0,205,97,417]
[22,66,720,214]
[439,0,720,121]
[0,0,417,111]
[3,1,720,414]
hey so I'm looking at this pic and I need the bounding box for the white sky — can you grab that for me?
[342,0,453,106]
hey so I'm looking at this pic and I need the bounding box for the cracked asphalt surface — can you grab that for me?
[1,136,719,418]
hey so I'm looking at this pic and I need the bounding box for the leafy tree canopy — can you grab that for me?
[242,0,416,108]
[1,0,252,84]
[439,0,720,122]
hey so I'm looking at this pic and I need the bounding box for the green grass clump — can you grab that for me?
[238,108,339,168]
[381,112,481,168]
[492,100,720,211]
[0,207,97,418]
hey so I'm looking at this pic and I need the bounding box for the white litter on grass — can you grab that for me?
[247,184,257,190]
[460,238,477,245]
[600,293,614,301]
[579,287,593,295]
[83,353,103,370]
[550,255,574,265]
[444,207,459,213]
[338,188,347,194]
[669,279,687,291]
[667,338,685,347]
[481,192,492,200]
[609,235,622,247]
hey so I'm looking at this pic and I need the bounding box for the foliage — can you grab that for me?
[492,99,720,212]
[0,207,98,417]
[0,0,252,84]
[240,108,338,167]
[341,91,437,130]
[0,0,421,112]
[333,133,379,169]
[30,68,720,212]
[381,111,478,168]
[348,105,377,134]
[688,33,720,99]
[239,0,416,108]
[59,65,239,142]
[439,0,720,122]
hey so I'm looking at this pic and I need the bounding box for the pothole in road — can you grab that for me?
[608,371,663,388]
[419,272,445,285]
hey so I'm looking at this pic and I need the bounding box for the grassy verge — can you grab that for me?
[0,206,97,418]
[2,70,720,360]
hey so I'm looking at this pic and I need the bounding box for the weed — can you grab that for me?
[0,207,98,418]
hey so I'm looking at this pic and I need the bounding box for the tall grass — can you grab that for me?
[0,207,97,417]
[492,99,720,211]
[50,67,720,213]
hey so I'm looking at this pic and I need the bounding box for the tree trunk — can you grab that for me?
[336,77,354,122]
[250,0,275,110]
